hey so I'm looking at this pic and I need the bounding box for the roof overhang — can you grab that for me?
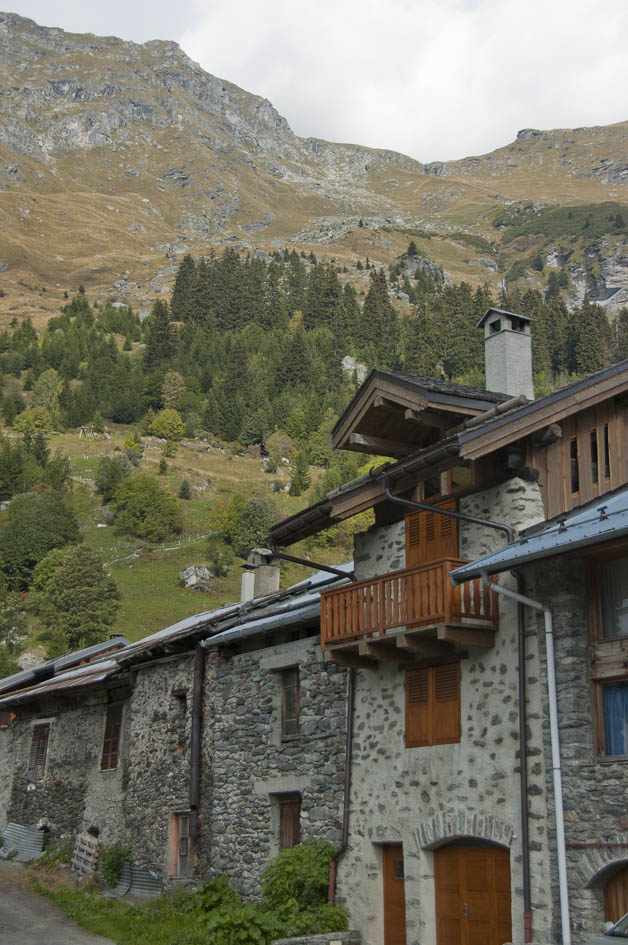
[332,370,501,458]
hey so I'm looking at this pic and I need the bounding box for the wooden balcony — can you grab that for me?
[320,558,499,666]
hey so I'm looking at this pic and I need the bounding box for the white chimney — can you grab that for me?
[477,308,534,399]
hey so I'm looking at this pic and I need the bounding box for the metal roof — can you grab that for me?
[450,486,628,585]
[0,636,130,696]
[0,564,352,708]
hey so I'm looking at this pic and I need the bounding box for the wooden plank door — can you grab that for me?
[605,865,628,922]
[383,844,407,945]
[435,845,512,945]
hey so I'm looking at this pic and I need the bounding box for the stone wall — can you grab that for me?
[122,654,197,881]
[4,695,126,844]
[528,556,628,943]
[206,635,348,896]
[272,933,361,945]
[335,477,556,945]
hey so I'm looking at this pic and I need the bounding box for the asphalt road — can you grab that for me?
[0,862,117,945]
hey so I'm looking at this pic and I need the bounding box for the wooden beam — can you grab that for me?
[349,432,411,457]
[323,649,377,669]
[437,626,495,648]
[358,640,413,663]
[396,632,454,659]
[373,395,410,410]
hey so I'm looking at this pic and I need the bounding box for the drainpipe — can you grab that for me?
[328,667,354,906]
[480,573,571,945]
[384,483,532,939]
[189,643,205,851]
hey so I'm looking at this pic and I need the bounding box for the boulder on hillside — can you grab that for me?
[178,565,212,591]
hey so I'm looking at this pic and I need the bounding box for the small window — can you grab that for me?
[278,793,301,849]
[282,668,299,739]
[569,437,580,494]
[590,430,599,485]
[28,723,50,781]
[598,558,628,639]
[604,423,611,480]
[405,664,460,748]
[101,704,123,770]
[601,682,628,756]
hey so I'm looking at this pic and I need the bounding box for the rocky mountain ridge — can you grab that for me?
[1,11,628,321]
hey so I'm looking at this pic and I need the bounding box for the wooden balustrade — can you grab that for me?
[320,558,498,648]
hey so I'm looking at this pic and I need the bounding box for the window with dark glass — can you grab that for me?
[591,555,628,756]
[281,668,299,739]
[101,704,123,770]
[28,723,50,781]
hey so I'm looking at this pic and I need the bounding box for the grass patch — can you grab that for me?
[493,200,628,244]
[30,876,204,945]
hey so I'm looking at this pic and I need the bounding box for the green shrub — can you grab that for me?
[111,474,183,542]
[149,408,184,441]
[194,875,240,913]
[100,843,132,886]
[261,838,336,910]
[203,901,277,945]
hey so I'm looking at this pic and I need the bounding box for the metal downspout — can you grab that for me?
[481,574,571,945]
[383,483,533,937]
[328,667,354,905]
[189,643,205,851]
[516,572,533,943]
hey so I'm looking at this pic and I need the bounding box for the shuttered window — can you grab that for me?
[28,723,50,781]
[406,664,460,748]
[101,704,123,770]
[405,499,458,567]
[281,668,300,739]
[279,794,301,849]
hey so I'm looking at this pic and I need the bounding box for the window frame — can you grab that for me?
[277,793,301,850]
[100,702,124,771]
[405,662,461,749]
[28,721,52,782]
[281,667,300,741]
[588,549,628,758]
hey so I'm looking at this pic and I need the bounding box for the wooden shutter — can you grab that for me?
[405,669,430,747]
[28,723,50,781]
[432,664,460,745]
[405,499,458,567]
[101,704,123,770]
[279,794,301,849]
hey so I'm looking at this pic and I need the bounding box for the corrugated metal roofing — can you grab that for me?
[0,660,120,708]
[0,823,45,862]
[450,486,628,584]
[0,636,129,696]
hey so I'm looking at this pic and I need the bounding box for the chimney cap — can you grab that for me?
[476,307,532,329]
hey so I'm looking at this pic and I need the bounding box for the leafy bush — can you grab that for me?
[111,474,183,542]
[179,479,191,500]
[13,406,54,433]
[261,838,337,910]
[229,498,278,558]
[95,455,132,503]
[203,901,277,945]
[0,490,80,589]
[149,408,184,441]
[100,843,132,887]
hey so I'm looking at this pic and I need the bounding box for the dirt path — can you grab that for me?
[0,862,116,945]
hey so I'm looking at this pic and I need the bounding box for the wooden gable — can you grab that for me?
[332,372,499,458]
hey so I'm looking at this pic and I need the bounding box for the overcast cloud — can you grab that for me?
[9,0,628,161]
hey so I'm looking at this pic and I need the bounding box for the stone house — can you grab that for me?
[0,562,352,896]
[268,309,628,945]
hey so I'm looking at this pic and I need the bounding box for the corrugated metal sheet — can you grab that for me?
[0,823,45,862]
[0,637,129,696]
[104,862,161,898]
[450,486,628,585]
[0,660,120,708]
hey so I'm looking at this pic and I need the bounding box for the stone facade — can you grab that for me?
[336,477,557,945]
[206,636,348,896]
[528,557,628,943]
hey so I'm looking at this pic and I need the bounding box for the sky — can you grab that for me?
[7,0,628,162]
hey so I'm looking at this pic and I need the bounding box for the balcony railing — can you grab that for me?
[320,558,498,648]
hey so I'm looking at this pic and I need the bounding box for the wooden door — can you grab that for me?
[605,865,628,922]
[435,845,511,945]
[383,844,407,945]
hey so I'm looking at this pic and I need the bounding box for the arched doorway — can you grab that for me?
[434,842,511,945]
[605,864,628,923]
